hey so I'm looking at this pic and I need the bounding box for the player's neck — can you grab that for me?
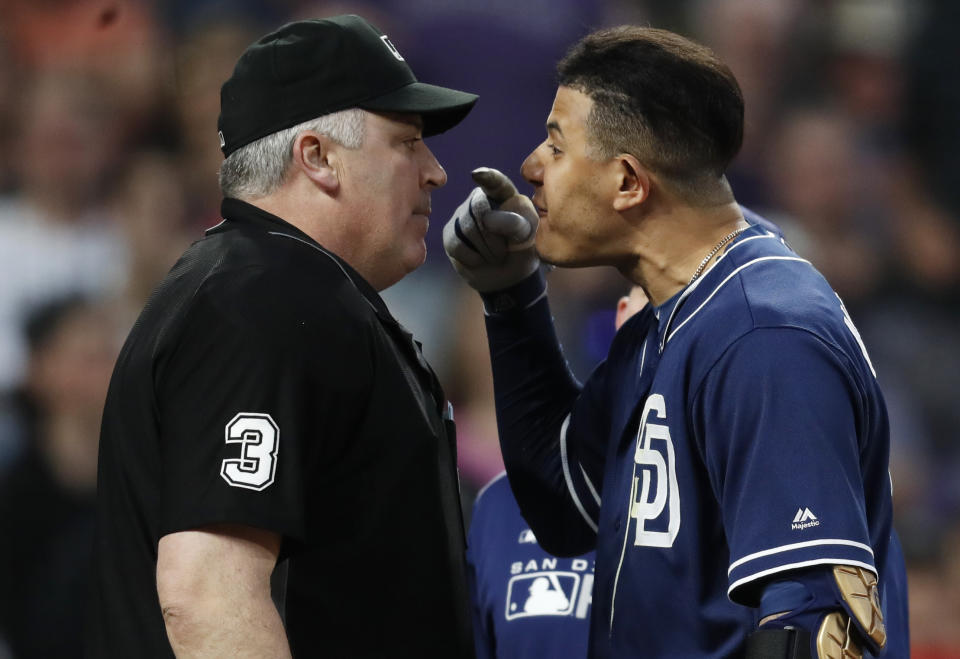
[622,201,745,307]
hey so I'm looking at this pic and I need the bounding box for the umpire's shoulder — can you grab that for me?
[209,229,370,312]
[185,233,376,358]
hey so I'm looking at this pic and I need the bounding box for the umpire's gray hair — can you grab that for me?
[218,108,366,199]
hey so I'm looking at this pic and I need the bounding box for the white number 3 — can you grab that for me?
[220,413,279,491]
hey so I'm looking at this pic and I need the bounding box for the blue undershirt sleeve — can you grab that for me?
[481,271,605,556]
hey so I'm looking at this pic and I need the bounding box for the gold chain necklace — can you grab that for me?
[688,226,749,286]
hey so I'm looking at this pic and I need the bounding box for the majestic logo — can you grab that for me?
[518,529,538,544]
[221,413,279,491]
[380,35,404,61]
[791,507,820,530]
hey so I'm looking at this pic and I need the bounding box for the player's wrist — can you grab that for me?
[480,268,547,315]
[753,566,886,658]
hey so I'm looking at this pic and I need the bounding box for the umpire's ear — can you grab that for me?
[292,130,339,194]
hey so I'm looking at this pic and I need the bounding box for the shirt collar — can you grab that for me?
[652,287,682,351]
[212,197,395,323]
[654,223,767,352]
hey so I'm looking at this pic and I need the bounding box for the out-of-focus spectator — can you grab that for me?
[111,150,192,320]
[0,296,121,657]
[857,175,960,561]
[0,71,128,390]
[828,0,910,137]
[3,0,166,141]
[0,35,18,195]
[767,108,890,307]
[906,524,960,658]
[692,0,804,209]
[172,16,262,232]
[903,0,960,220]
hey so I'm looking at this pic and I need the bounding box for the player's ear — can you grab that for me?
[612,153,649,212]
[292,130,339,194]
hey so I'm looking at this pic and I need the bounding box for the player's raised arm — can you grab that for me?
[444,168,607,556]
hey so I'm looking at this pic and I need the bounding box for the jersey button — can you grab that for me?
[614,519,621,531]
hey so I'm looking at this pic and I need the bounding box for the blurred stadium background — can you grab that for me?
[0,0,957,656]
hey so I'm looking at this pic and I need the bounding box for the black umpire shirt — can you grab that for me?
[87,198,474,658]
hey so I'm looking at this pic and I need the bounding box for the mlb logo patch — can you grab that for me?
[518,529,537,544]
[505,572,580,620]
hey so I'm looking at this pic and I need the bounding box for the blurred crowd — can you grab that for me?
[0,0,957,656]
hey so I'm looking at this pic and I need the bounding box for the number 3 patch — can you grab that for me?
[220,413,279,491]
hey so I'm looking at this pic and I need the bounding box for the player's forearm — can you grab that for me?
[484,273,580,468]
[482,272,594,555]
[162,593,292,658]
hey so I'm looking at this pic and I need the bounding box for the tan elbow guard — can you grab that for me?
[816,566,886,658]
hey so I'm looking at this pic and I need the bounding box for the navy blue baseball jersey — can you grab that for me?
[481,220,909,658]
[468,473,594,659]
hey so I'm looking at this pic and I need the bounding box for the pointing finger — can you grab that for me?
[471,167,518,204]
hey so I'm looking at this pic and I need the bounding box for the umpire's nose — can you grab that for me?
[422,144,447,189]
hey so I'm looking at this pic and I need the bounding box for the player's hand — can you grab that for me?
[443,167,540,292]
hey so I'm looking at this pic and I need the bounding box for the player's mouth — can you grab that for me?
[533,200,548,217]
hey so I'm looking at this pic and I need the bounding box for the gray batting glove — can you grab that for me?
[443,167,540,293]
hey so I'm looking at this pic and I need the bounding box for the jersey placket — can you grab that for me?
[598,315,662,641]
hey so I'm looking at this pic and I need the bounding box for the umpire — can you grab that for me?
[87,15,477,658]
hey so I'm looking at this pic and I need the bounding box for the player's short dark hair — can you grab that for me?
[558,26,743,204]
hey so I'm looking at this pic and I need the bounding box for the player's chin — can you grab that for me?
[536,231,575,266]
[537,234,600,268]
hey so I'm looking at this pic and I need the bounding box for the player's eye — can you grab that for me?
[405,137,422,150]
[547,143,562,156]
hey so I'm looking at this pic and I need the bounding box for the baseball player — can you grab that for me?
[444,26,908,658]
[88,16,478,657]
[468,472,595,659]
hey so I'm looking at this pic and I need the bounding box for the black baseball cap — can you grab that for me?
[217,15,479,157]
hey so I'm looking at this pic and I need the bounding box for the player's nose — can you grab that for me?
[521,146,543,188]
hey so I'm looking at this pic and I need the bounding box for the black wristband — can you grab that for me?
[744,628,812,659]
[480,269,547,315]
